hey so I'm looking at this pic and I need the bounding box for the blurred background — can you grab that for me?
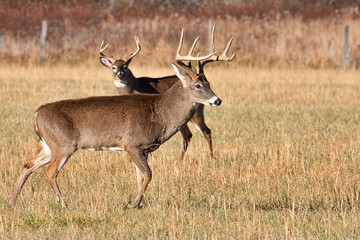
[0,0,359,68]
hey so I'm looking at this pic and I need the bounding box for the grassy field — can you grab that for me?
[1,63,360,238]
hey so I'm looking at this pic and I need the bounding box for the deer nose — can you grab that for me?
[213,98,222,106]
[209,96,222,106]
[118,71,125,79]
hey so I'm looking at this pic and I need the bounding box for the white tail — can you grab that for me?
[99,25,235,159]
[12,32,223,208]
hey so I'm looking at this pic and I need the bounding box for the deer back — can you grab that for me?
[34,94,164,151]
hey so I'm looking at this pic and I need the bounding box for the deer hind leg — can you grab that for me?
[11,140,51,204]
[190,105,213,158]
[134,165,145,207]
[135,165,144,192]
[126,148,151,209]
[43,150,74,207]
[179,125,193,160]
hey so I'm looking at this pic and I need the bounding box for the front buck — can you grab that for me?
[11,30,225,208]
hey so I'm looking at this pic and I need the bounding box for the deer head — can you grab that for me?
[173,27,235,106]
[171,62,221,107]
[99,37,141,87]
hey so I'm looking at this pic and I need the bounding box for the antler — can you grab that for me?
[99,40,115,62]
[124,36,141,63]
[175,29,217,63]
[199,25,236,71]
[100,37,141,64]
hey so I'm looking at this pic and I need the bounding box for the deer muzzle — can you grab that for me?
[208,96,222,106]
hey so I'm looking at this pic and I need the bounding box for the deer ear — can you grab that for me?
[125,57,133,66]
[100,57,113,68]
[172,63,191,85]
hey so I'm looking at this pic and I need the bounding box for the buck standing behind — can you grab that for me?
[11,30,229,208]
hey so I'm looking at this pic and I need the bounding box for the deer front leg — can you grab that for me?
[190,105,213,158]
[193,121,212,158]
[126,148,151,208]
[179,125,193,160]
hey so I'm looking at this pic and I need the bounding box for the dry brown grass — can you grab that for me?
[1,62,360,238]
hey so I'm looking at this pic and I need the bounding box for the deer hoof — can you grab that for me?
[125,201,144,209]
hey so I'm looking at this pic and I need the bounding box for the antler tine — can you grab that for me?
[199,30,235,71]
[99,40,115,62]
[125,36,141,62]
[217,36,236,62]
[99,40,109,56]
[175,29,217,62]
[176,29,185,60]
[188,37,199,56]
[210,24,216,53]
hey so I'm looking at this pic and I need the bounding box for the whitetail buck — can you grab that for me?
[11,30,227,208]
[99,25,235,159]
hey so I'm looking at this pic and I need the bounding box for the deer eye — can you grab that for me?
[123,65,128,70]
[112,66,117,72]
[195,84,203,89]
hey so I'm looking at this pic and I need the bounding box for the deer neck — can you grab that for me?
[114,71,136,94]
[157,81,197,141]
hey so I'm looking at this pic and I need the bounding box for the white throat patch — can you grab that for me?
[114,80,127,88]
[192,103,200,108]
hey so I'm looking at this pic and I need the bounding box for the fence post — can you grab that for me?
[343,24,350,68]
[209,20,215,50]
[39,20,48,62]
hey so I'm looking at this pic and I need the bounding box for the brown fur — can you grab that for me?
[100,54,214,159]
[11,65,221,208]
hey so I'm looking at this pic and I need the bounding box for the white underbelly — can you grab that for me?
[86,147,124,151]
